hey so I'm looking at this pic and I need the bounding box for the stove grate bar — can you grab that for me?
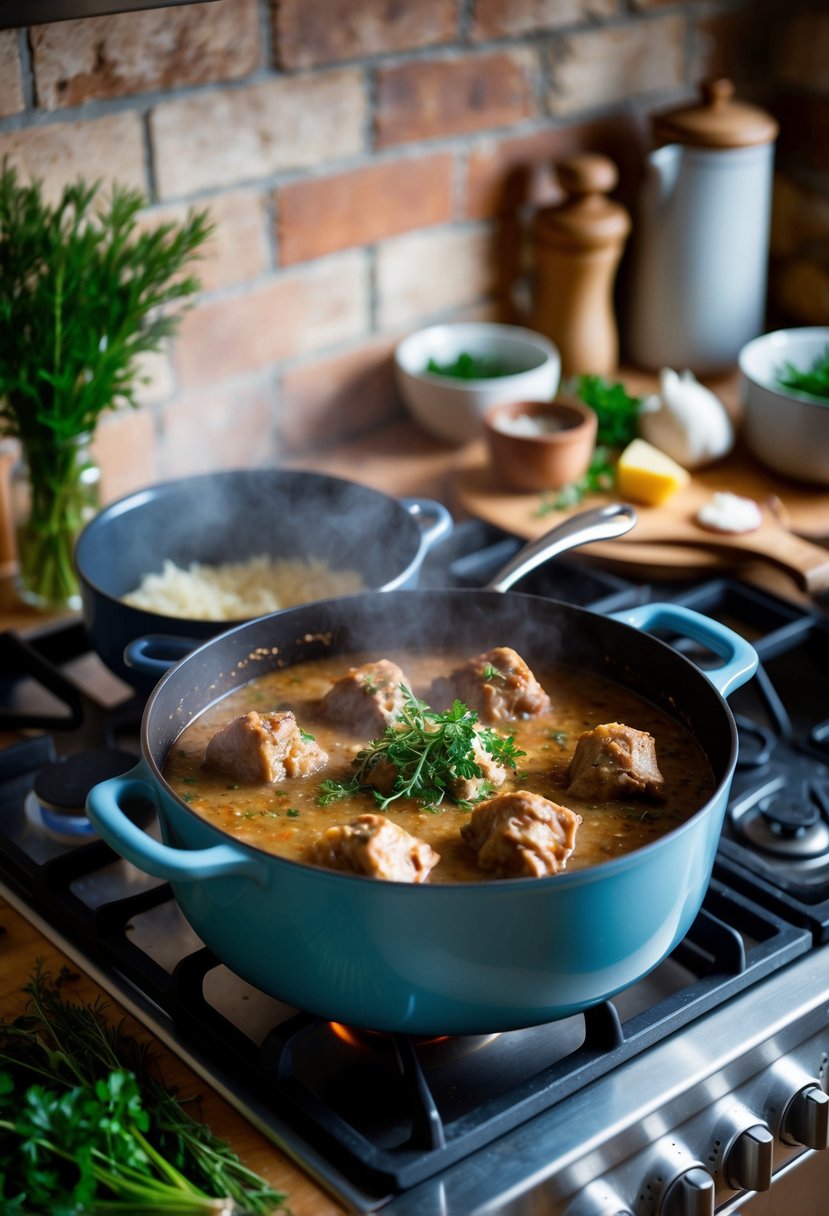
[0,631,84,729]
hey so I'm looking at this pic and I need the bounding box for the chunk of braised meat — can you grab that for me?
[430,647,551,724]
[566,721,665,801]
[448,730,507,802]
[362,727,507,804]
[205,710,327,785]
[320,659,408,736]
[461,791,581,878]
[309,813,440,882]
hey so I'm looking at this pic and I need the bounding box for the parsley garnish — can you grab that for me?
[299,728,316,742]
[317,686,524,812]
[481,663,503,682]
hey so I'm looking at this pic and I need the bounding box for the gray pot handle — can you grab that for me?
[124,634,199,679]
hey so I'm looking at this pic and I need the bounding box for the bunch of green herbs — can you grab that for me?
[0,161,212,607]
[537,374,641,513]
[0,965,286,1215]
[318,686,524,811]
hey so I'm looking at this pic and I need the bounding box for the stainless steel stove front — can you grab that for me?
[380,944,829,1216]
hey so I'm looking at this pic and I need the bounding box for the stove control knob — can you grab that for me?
[724,1123,774,1191]
[781,1084,829,1150]
[660,1166,715,1216]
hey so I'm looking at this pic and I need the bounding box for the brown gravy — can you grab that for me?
[163,649,715,883]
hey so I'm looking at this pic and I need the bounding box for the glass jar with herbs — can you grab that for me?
[0,163,212,612]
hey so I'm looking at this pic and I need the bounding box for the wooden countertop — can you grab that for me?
[1,381,827,1213]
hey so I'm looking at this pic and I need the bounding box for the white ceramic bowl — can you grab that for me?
[394,322,561,445]
[739,327,829,485]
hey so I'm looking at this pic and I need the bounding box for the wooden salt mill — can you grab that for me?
[530,152,631,377]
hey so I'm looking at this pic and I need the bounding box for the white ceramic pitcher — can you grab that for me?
[625,80,778,375]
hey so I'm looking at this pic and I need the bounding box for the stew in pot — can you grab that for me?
[163,645,715,884]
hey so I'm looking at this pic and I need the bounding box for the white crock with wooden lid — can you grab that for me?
[625,79,779,375]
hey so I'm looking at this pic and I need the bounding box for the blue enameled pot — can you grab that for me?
[86,592,757,1035]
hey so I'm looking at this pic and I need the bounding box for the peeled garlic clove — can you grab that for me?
[638,368,734,469]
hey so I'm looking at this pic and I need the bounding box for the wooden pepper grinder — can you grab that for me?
[530,152,631,378]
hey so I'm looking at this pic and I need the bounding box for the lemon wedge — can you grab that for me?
[616,438,691,506]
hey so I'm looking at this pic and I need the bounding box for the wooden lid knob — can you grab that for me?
[652,77,778,148]
[556,153,619,197]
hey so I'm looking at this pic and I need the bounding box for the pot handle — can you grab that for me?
[124,635,200,680]
[609,602,758,698]
[400,497,453,552]
[86,760,269,887]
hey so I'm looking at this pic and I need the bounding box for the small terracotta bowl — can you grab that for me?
[484,397,598,492]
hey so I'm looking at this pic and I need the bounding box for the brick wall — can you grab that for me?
[0,0,823,501]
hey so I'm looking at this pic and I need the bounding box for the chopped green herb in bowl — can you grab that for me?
[776,344,829,401]
[394,321,561,444]
[425,352,515,380]
[739,327,829,485]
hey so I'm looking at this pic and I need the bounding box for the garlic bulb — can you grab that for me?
[638,368,734,469]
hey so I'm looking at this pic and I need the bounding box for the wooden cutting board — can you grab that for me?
[454,440,829,593]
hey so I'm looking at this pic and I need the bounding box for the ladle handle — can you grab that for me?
[485,503,637,593]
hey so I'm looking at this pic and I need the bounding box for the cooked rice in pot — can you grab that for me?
[121,555,365,621]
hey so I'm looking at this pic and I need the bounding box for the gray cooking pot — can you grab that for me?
[74,468,452,691]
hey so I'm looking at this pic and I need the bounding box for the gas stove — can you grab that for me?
[1,520,828,1216]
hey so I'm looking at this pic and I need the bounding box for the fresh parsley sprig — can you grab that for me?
[537,376,642,513]
[318,686,524,812]
[573,374,641,449]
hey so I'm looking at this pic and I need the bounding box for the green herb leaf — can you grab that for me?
[425,352,513,380]
[777,346,829,401]
[532,374,641,515]
[570,374,641,447]
[317,686,524,811]
[0,162,212,448]
[0,966,286,1214]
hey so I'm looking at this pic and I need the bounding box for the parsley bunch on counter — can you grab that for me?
[0,966,286,1215]
[318,687,524,811]
[538,374,642,513]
